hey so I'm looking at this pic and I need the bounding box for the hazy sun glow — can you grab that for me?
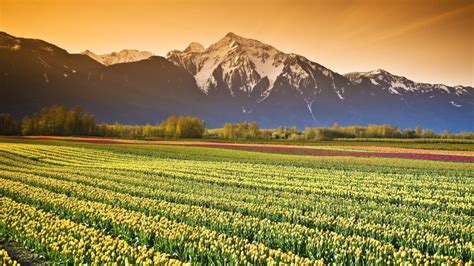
[1,0,472,86]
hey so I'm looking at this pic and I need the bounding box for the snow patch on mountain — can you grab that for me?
[249,53,284,94]
[221,55,260,94]
[194,58,220,94]
[450,101,462,107]
[370,78,379,85]
[436,84,450,93]
[335,87,345,99]
[390,80,410,91]
[388,87,401,95]
[454,86,468,96]
[283,61,310,88]
[304,98,318,123]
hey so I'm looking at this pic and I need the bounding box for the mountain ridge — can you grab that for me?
[81,49,154,66]
[0,31,472,131]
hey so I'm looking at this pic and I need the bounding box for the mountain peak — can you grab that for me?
[215,32,266,48]
[82,49,96,55]
[184,42,205,53]
[168,32,288,95]
[214,32,246,46]
[369,69,389,75]
[225,32,238,38]
[0,32,14,39]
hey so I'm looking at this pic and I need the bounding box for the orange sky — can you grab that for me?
[1,0,473,86]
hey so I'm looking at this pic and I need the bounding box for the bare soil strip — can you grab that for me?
[1,239,47,266]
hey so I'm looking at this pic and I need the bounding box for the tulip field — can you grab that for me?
[0,138,473,265]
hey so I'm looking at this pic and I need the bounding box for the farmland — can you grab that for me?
[0,137,473,265]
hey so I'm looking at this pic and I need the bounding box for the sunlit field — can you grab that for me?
[0,138,473,265]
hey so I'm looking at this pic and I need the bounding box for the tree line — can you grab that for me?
[0,106,205,138]
[207,122,474,140]
[1,105,472,140]
[97,116,205,138]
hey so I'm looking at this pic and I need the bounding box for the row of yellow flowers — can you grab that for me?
[1,197,184,265]
[1,150,471,233]
[1,175,470,265]
[4,142,472,204]
[4,143,471,215]
[0,142,472,265]
[0,179,324,265]
[1,164,471,261]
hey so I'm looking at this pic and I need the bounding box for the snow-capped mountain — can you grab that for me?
[167,32,349,118]
[167,32,286,97]
[82,49,153,66]
[345,69,469,97]
[344,69,472,110]
[1,31,473,131]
